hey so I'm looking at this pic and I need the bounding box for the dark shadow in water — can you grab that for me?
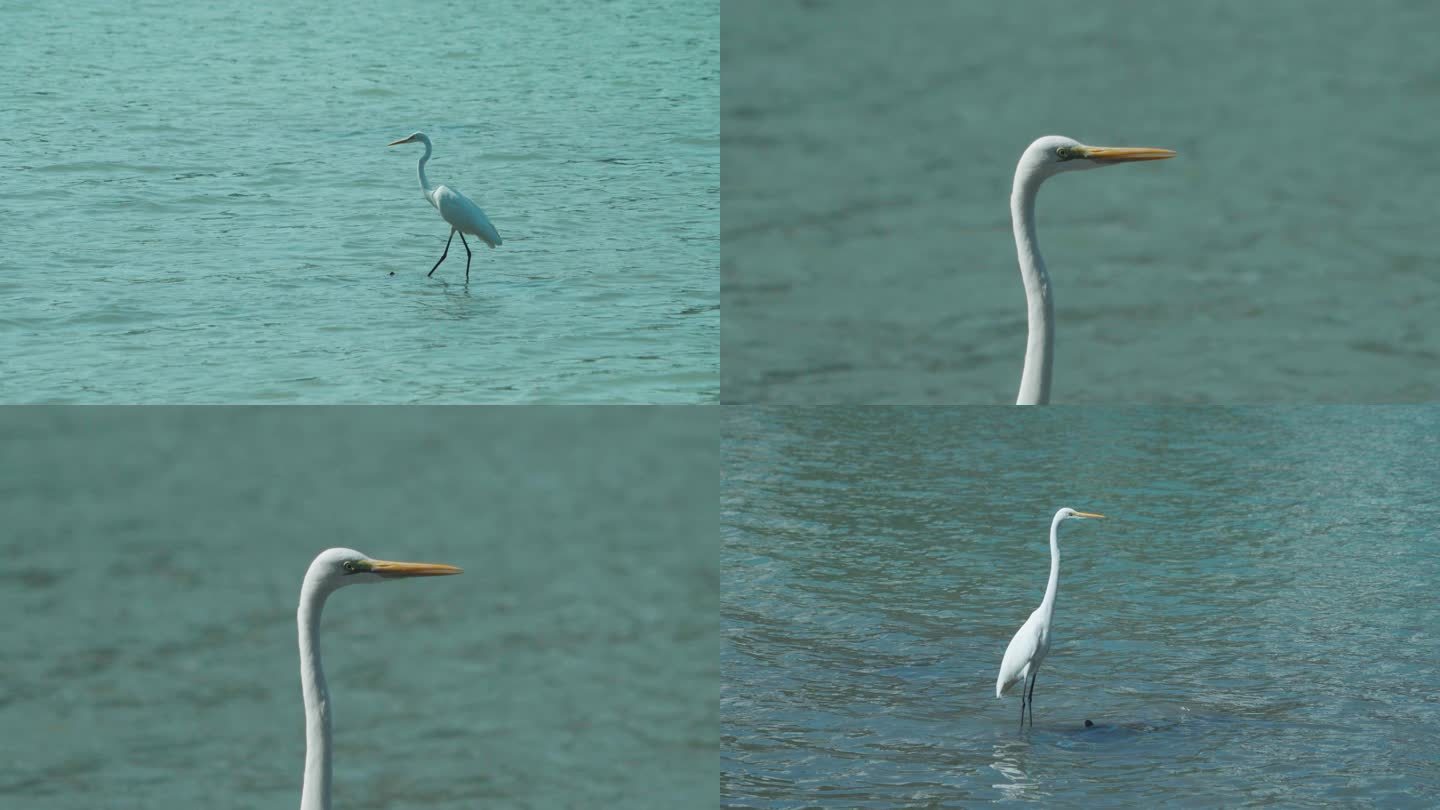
[397,272,512,322]
[429,275,469,296]
[1066,716,1188,737]
[1000,708,1223,742]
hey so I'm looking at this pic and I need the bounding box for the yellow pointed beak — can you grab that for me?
[1077,146,1175,162]
[387,137,413,147]
[368,559,463,578]
[1073,511,1106,519]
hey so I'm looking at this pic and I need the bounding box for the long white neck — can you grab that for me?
[1038,512,1062,617]
[297,580,333,810]
[1011,166,1053,405]
[415,135,434,197]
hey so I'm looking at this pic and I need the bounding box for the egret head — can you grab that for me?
[303,547,462,594]
[387,132,430,148]
[1019,135,1175,180]
[1058,508,1106,522]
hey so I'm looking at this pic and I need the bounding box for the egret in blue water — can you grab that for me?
[996,507,1105,728]
[389,132,503,282]
[297,548,462,810]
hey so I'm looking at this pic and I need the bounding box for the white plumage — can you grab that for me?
[389,131,502,282]
[1009,137,1175,405]
[995,507,1105,727]
[432,184,502,248]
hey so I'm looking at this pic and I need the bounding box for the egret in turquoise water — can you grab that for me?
[389,132,503,282]
[996,508,1105,728]
[297,548,462,810]
[1010,137,1174,405]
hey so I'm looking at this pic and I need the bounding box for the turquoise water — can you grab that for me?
[723,1,1440,403]
[723,407,1440,806]
[2,0,717,403]
[0,407,716,808]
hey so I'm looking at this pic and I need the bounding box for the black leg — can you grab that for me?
[1019,681,1027,729]
[1026,670,1039,727]
[458,231,472,282]
[428,230,456,277]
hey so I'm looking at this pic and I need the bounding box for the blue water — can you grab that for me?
[0,407,717,808]
[723,407,1440,806]
[2,0,717,402]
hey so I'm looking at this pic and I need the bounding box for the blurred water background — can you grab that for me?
[723,1,1439,402]
[2,0,717,402]
[0,406,717,808]
[724,406,1440,806]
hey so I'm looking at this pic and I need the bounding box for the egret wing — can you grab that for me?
[996,614,1042,697]
[434,185,503,247]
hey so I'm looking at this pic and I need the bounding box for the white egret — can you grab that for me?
[1010,136,1175,405]
[995,508,1105,728]
[388,132,503,282]
[298,547,462,810]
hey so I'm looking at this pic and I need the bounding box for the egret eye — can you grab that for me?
[1056,146,1072,160]
[343,561,357,573]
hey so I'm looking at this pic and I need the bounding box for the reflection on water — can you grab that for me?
[990,739,1042,800]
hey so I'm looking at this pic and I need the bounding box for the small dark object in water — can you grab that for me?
[389,271,395,276]
[1085,719,1094,727]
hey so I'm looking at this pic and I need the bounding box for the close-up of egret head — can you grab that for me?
[1011,135,1176,406]
[386,132,428,147]
[302,546,462,593]
[297,547,462,810]
[1019,135,1176,179]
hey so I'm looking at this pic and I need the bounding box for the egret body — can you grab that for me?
[1010,136,1174,405]
[995,508,1105,727]
[388,131,502,282]
[298,547,462,810]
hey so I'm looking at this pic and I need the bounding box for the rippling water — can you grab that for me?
[722,1,1440,402]
[0,407,717,808]
[723,407,1440,806]
[2,0,717,402]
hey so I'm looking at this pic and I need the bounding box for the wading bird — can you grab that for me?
[388,132,502,282]
[1009,136,1174,405]
[298,548,462,810]
[996,508,1104,728]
